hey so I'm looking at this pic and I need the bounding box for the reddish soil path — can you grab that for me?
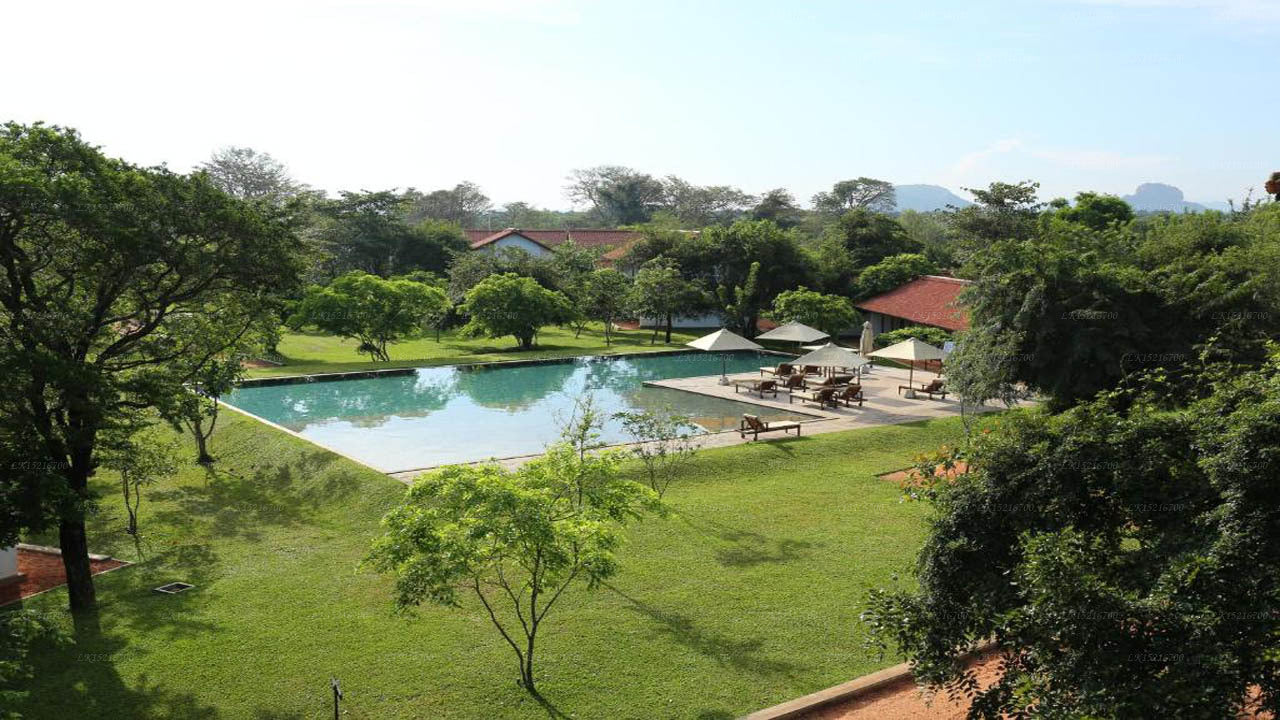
[800,653,1002,719]
[0,548,127,606]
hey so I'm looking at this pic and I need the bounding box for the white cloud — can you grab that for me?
[945,138,1024,179]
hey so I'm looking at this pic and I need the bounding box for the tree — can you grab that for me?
[948,180,1044,264]
[864,359,1280,718]
[827,209,921,269]
[855,253,937,299]
[168,354,243,464]
[565,166,665,225]
[720,261,762,338]
[771,287,859,338]
[660,176,754,227]
[581,269,631,346]
[290,272,449,361]
[0,123,305,611]
[198,146,305,203]
[1054,191,1135,231]
[614,407,699,499]
[460,273,575,350]
[100,426,178,537]
[629,261,707,344]
[398,219,469,275]
[812,177,896,215]
[365,412,659,694]
[942,325,1026,436]
[405,181,492,227]
[897,210,960,268]
[548,240,600,336]
[751,188,805,229]
[1,611,66,712]
[704,219,813,333]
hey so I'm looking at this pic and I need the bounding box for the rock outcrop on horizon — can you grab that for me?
[893,184,972,212]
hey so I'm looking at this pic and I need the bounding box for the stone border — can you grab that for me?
[236,348,798,388]
[17,542,112,562]
[739,642,998,720]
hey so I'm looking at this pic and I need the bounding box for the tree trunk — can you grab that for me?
[192,416,214,465]
[60,517,95,612]
[664,313,673,344]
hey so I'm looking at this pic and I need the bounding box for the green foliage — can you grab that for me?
[1053,191,1135,231]
[313,191,466,278]
[580,269,632,345]
[290,272,449,361]
[897,210,960,268]
[855,253,937,299]
[460,273,575,350]
[0,121,305,610]
[720,262,762,337]
[811,177,896,215]
[628,261,708,344]
[404,181,491,227]
[874,325,951,348]
[1,611,66,717]
[865,359,1280,718]
[365,409,660,693]
[770,287,859,338]
[826,209,921,269]
[614,407,699,499]
[751,188,804,229]
[962,208,1279,409]
[948,180,1044,265]
[702,220,812,332]
[99,424,180,536]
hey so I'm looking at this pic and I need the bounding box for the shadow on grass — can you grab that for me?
[677,512,820,569]
[148,450,359,542]
[605,584,803,678]
[12,610,220,719]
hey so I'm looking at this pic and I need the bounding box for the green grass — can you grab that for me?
[251,324,710,378]
[11,411,967,719]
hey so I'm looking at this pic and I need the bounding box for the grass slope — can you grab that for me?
[12,412,968,719]
[252,324,709,378]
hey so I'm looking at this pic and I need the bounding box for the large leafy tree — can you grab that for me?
[628,261,707,344]
[0,123,305,611]
[565,166,665,225]
[290,272,449,361]
[811,177,896,215]
[826,209,921,269]
[197,146,306,203]
[855,252,937,299]
[865,357,1280,718]
[314,190,464,277]
[366,407,659,694]
[1052,191,1135,231]
[751,188,805,229]
[704,219,812,331]
[404,181,492,227]
[459,273,574,350]
[580,268,631,346]
[771,287,859,338]
[660,175,754,227]
[948,181,1044,264]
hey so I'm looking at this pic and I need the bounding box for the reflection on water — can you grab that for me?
[224,351,809,472]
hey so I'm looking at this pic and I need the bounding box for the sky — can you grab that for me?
[4,0,1277,210]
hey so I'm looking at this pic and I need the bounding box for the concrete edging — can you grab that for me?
[739,641,998,720]
[16,542,112,562]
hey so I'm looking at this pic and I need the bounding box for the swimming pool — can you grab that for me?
[223,351,812,472]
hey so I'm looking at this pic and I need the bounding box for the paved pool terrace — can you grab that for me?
[221,351,998,482]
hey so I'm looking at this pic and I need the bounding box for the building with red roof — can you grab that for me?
[464,228,642,263]
[855,275,971,334]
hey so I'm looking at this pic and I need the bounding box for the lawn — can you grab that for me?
[10,411,971,719]
[251,324,710,378]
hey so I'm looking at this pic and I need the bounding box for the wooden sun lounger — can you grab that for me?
[802,373,855,390]
[898,379,947,399]
[789,387,838,409]
[732,379,778,399]
[835,384,864,408]
[759,363,795,378]
[739,414,801,440]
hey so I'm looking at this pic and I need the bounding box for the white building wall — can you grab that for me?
[483,234,551,257]
[638,312,723,329]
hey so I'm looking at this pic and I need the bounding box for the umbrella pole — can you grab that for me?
[905,363,917,399]
[719,353,729,385]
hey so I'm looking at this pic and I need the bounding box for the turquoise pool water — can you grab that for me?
[223,351,811,472]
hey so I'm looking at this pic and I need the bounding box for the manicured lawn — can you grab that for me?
[251,324,709,378]
[11,411,970,719]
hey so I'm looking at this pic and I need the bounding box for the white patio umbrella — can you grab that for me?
[868,338,946,397]
[755,321,829,347]
[686,329,763,384]
[792,342,870,377]
[858,320,875,356]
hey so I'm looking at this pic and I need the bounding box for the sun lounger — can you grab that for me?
[802,373,854,390]
[835,384,864,408]
[739,414,801,440]
[732,378,778,399]
[782,373,807,391]
[899,379,947,399]
[789,387,838,409]
[759,363,795,378]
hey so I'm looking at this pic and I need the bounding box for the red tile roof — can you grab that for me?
[465,228,644,252]
[854,275,972,331]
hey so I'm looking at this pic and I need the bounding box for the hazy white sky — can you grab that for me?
[4,0,1276,209]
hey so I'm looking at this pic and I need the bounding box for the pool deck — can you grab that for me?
[390,364,1014,483]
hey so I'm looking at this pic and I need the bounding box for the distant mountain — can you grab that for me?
[893,184,972,212]
[1122,183,1227,213]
